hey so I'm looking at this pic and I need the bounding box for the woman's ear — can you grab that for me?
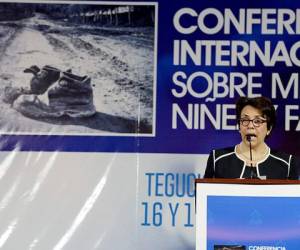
[267,126,272,136]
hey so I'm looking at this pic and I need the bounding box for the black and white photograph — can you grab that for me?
[0,1,156,135]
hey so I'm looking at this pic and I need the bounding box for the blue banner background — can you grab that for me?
[1,0,299,157]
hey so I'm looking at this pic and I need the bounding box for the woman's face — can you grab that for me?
[239,105,270,148]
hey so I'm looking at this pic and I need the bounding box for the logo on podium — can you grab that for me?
[214,245,246,250]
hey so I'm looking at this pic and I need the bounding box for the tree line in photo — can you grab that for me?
[0,3,155,27]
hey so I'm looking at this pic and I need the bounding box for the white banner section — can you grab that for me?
[0,152,207,250]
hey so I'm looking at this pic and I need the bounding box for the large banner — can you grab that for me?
[0,0,299,249]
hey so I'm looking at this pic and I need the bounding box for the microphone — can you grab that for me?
[246,134,252,142]
[246,134,257,179]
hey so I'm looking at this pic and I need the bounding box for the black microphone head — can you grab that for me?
[246,134,256,142]
[246,134,252,142]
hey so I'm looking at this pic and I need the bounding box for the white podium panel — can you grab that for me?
[196,179,300,250]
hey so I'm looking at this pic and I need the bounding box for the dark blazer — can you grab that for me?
[204,146,299,179]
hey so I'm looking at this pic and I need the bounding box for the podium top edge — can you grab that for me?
[195,178,300,185]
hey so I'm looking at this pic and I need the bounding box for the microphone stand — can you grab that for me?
[246,135,257,179]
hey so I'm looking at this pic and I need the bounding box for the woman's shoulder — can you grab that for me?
[268,149,293,164]
[212,146,236,159]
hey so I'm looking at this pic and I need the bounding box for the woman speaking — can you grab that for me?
[204,96,298,179]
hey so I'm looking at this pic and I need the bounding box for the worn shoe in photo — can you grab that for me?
[24,65,61,95]
[48,71,96,118]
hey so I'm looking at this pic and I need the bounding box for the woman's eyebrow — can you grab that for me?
[240,114,264,118]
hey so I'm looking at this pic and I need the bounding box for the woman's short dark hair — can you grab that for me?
[236,96,276,130]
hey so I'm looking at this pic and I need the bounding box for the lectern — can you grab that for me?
[195,178,300,250]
